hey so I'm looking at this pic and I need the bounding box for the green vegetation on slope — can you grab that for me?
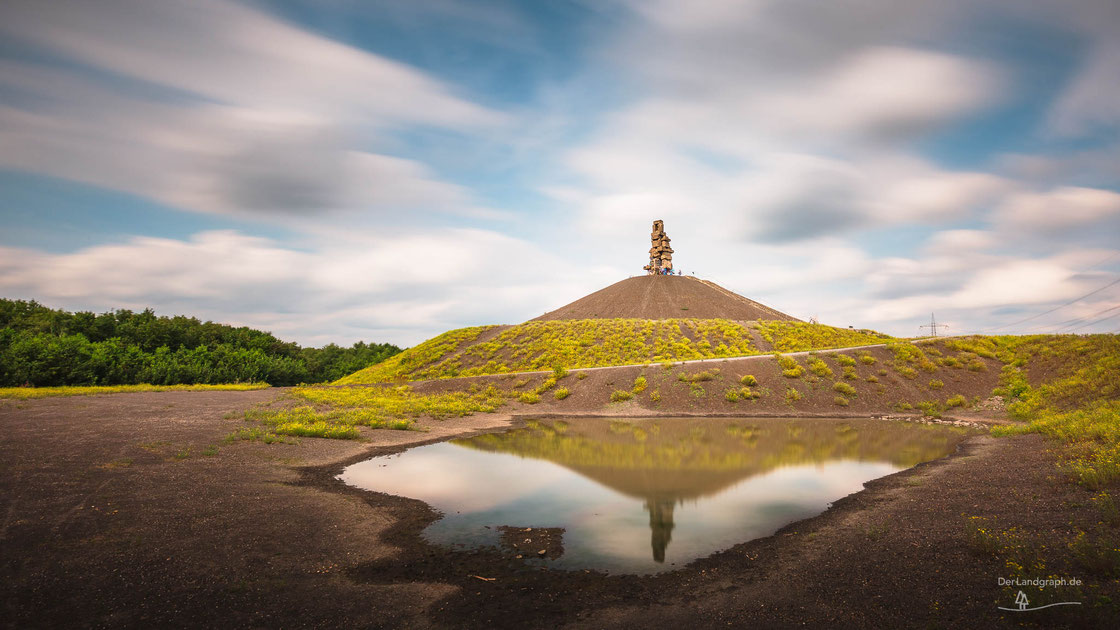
[757,321,893,352]
[983,334,1120,488]
[335,326,497,384]
[340,318,766,384]
[0,298,400,386]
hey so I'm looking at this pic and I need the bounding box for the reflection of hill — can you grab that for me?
[454,417,971,563]
[455,418,969,501]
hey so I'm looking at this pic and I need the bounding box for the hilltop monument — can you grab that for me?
[644,219,674,275]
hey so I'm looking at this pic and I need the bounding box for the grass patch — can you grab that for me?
[100,458,134,469]
[553,387,570,400]
[785,387,802,404]
[241,405,414,439]
[740,374,758,386]
[610,390,634,403]
[0,383,270,399]
[833,381,857,397]
[224,427,293,444]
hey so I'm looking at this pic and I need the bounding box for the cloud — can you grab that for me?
[0,228,614,346]
[993,186,1120,232]
[0,0,502,127]
[0,0,505,220]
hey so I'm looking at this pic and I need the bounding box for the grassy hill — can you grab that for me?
[335,319,893,384]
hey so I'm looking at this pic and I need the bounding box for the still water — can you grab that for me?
[340,417,972,574]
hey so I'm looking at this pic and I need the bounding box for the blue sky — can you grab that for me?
[1,0,1119,346]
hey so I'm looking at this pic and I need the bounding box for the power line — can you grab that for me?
[1052,303,1120,333]
[985,276,1120,332]
[1061,309,1120,333]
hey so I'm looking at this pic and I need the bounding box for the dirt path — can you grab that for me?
[1,391,1113,629]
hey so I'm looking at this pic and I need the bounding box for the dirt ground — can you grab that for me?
[532,275,797,321]
[1,389,1115,629]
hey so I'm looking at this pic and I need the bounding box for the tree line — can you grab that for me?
[0,299,401,386]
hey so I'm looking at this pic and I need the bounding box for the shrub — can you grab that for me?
[842,366,858,380]
[518,392,540,404]
[679,370,716,383]
[866,375,879,383]
[835,354,856,367]
[552,366,569,380]
[877,368,888,376]
[917,401,942,418]
[553,387,570,400]
[808,358,833,377]
[859,354,877,365]
[929,379,944,390]
[725,389,740,402]
[898,366,918,379]
[610,390,633,403]
[946,394,967,408]
[649,390,661,403]
[834,395,850,407]
[894,402,913,411]
[740,374,758,386]
[740,387,760,400]
[785,387,802,403]
[967,359,987,372]
[632,375,648,394]
[576,372,588,380]
[833,382,857,396]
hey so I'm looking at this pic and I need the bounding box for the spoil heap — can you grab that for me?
[532,275,798,322]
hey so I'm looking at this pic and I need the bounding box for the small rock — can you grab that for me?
[537,549,547,557]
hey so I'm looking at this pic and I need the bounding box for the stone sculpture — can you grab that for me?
[643,219,674,275]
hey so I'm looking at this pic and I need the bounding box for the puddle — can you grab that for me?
[340,417,974,574]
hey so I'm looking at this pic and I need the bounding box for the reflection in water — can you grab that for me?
[340,417,973,574]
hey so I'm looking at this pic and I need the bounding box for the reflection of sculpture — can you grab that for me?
[645,499,676,563]
[643,219,674,275]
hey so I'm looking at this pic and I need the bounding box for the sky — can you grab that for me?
[1,0,1119,347]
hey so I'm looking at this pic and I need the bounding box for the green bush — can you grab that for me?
[946,394,967,408]
[553,387,570,400]
[785,387,802,403]
[518,392,540,404]
[740,374,758,386]
[632,375,648,394]
[834,395,849,407]
[833,382,857,396]
[929,379,944,390]
[808,358,833,377]
[725,389,740,402]
[835,354,856,367]
[610,390,634,402]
